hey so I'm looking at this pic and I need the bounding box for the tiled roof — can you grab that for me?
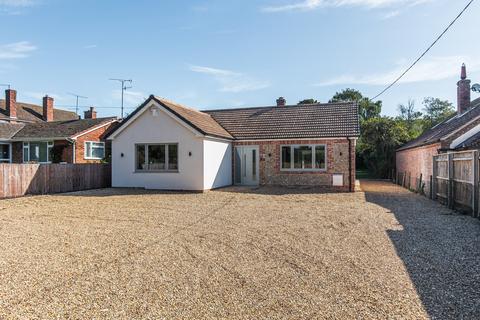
[0,99,79,122]
[204,102,360,140]
[397,98,480,151]
[0,123,24,140]
[13,117,117,139]
[108,96,360,141]
[153,97,233,139]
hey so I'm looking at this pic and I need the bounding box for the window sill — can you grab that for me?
[84,158,104,160]
[134,170,180,174]
[280,169,327,173]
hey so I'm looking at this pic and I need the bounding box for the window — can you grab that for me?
[0,143,10,163]
[280,144,326,171]
[135,143,179,172]
[23,141,53,163]
[84,141,105,160]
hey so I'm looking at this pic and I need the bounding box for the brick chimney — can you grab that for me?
[42,95,54,122]
[5,89,17,119]
[84,106,97,119]
[276,97,286,107]
[457,63,471,114]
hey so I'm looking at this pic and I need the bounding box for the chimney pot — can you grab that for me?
[276,97,286,107]
[84,106,97,119]
[457,64,471,114]
[42,95,54,122]
[5,89,17,119]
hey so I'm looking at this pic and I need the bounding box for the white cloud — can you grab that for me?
[0,0,39,14]
[0,0,36,7]
[189,65,270,93]
[262,0,431,12]
[83,44,97,49]
[381,9,400,19]
[23,91,64,102]
[314,55,480,87]
[0,41,36,59]
[112,90,147,105]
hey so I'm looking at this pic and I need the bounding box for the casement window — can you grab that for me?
[0,143,11,163]
[23,141,53,163]
[280,145,326,171]
[84,141,105,160]
[135,143,179,172]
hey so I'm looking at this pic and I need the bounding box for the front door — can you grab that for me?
[234,146,259,186]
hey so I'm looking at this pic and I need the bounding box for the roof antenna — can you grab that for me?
[0,84,11,90]
[67,92,88,116]
[109,78,133,118]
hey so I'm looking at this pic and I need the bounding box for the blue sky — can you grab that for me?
[0,0,479,118]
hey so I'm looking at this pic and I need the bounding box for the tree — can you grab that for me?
[298,99,318,105]
[397,99,423,139]
[357,117,410,178]
[329,88,381,122]
[422,97,455,130]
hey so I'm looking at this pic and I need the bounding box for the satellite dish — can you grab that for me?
[473,83,480,93]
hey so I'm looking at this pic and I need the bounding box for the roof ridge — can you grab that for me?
[153,96,210,116]
[202,101,356,113]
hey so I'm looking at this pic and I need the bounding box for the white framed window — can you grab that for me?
[84,141,105,160]
[135,143,178,172]
[0,143,11,163]
[280,144,327,171]
[23,141,53,163]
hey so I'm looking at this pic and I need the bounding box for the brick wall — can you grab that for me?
[396,142,441,192]
[233,138,355,192]
[74,123,114,164]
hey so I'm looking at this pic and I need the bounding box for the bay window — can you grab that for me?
[84,141,105,160]
[136,143,179,172]
[23,141,53,163]
[281,145,326,171]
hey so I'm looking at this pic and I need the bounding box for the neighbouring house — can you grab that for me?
[0,89,118,164]
[107,95,360,191]
[396,64,480,192]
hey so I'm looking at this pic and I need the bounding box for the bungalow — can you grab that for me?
[0,89,118,163]
[396,64,480,192]
[107,95,360,191]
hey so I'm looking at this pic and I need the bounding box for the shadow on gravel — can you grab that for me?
[362,180,480,319]
[55,186,350,198]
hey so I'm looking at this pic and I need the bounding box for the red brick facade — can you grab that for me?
[74,124,113,164]
[396,142,441,192]
[233,138,356,192]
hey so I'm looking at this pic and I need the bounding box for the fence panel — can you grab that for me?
[0,163,111,199]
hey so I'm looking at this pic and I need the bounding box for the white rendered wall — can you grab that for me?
[203,138,232,189]
[111,105,205,191]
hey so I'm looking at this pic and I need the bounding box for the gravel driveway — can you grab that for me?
[0,181,479,319]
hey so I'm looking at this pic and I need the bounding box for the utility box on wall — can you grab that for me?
[333,174,344,187]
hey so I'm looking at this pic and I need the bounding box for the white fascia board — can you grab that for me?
[108,100,203,140]
[70,120,118,140]
[450,124,480,149]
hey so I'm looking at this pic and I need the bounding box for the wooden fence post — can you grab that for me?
[433,157,436,199]
[429,176,433,200]
[448,153,454,209]
[473,151,479,218]
[418,173,423,194]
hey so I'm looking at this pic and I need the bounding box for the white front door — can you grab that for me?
[234,146,259,186]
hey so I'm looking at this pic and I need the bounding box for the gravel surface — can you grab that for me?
[0,181,478,319]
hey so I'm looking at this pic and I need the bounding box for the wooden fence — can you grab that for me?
[0,163,111,199]
[396,150,479,218]
[432,151,479,217]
